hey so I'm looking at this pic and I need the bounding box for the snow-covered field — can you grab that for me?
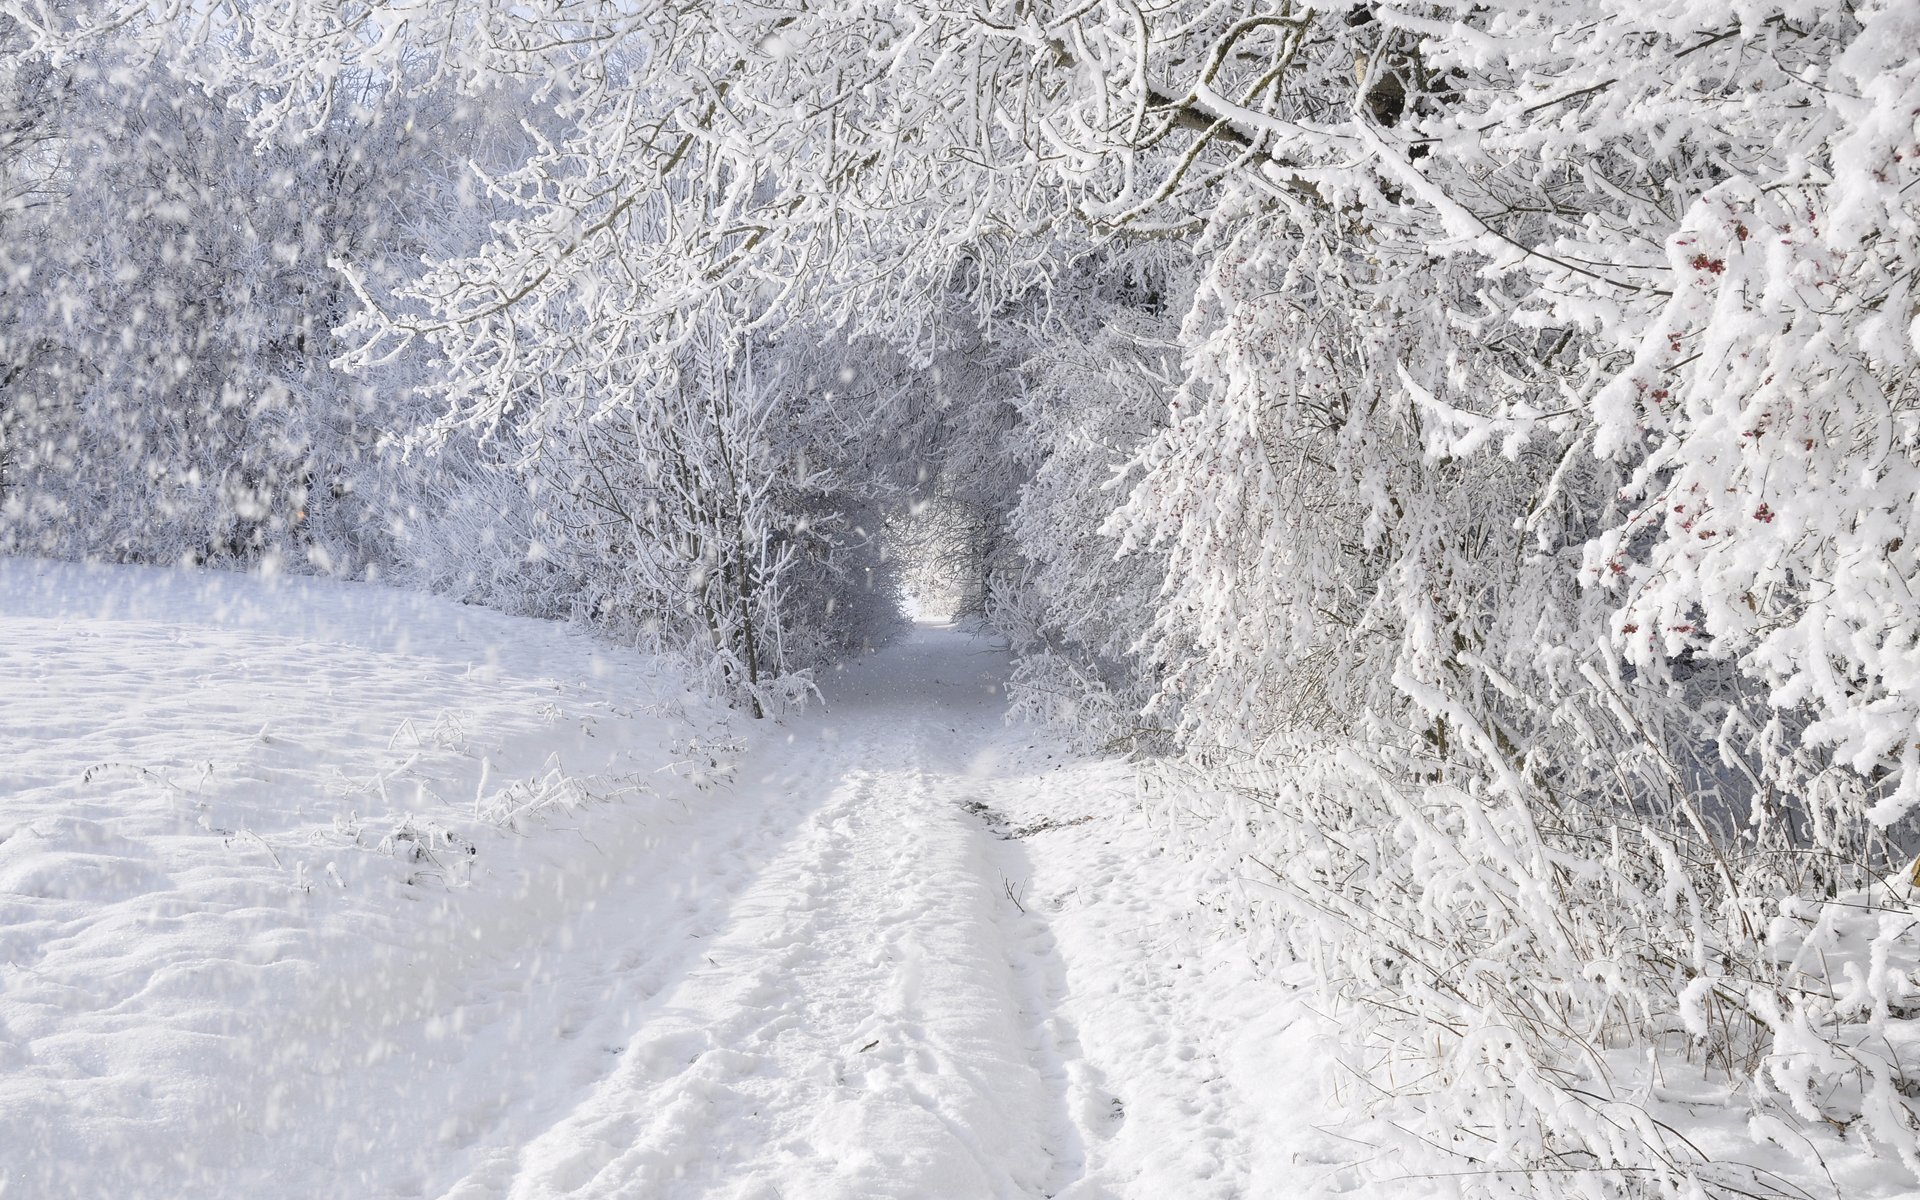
[0,562,755,1195]
[0,563,1350,1198]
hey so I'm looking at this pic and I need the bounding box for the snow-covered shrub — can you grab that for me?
[0,33,543,585]
[1092,5,1920,1192]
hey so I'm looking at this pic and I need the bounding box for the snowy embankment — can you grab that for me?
[0,561,1357,1199]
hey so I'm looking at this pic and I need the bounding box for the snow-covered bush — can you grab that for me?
[1086,3,1920,1192]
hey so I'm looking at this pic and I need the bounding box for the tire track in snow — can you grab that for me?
[955,794,1108,1199]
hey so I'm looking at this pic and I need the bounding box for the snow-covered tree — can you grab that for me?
[11,0,1920,1192]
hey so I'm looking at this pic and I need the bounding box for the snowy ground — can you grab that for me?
[0,563,1361,1198]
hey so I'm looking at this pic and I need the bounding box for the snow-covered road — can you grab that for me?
[416,627,1308,1200]
[434,630,1076,1199]
[2,568,1337,1199]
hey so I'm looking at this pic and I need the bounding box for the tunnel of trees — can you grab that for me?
[5,2,1920,1191]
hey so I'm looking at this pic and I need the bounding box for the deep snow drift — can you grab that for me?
[0,564,1339,1198]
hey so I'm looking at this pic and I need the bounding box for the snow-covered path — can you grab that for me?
[433,630,1080,1199]
[3,569,1335,1199]
[416,625,1310,1200]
